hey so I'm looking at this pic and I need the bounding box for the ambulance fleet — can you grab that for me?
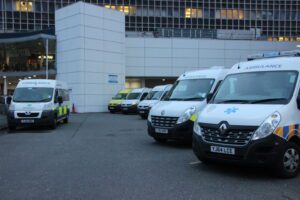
[109,50,300,178]
[5,50,300,178]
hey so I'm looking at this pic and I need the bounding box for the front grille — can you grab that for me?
[139,106,149,109]
[201,125,257,146]
[151,115,178,128]
[17,113,39,118]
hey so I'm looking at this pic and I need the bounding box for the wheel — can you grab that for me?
[50,117,57,129]
[8,125,16,132]
[276,142,300,178]
[63,115,69,124]
[141,115,147,119]
[154,137,167,143]
[110,110,116,114]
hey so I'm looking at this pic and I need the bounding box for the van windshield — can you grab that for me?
[145,91,163,100]
[13,87,54,103]
[165,79,215,101]
[212,71,298,104]
[127,93,141,100]
[112,93,128,100]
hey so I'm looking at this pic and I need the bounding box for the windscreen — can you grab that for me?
[126,93,141,100]
[164,79,215,101]
[212,71,298,104]
[112,93,128,100]
[13,87,54,103]
[145,91,163,100]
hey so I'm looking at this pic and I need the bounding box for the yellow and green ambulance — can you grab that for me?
[108,89,132,113]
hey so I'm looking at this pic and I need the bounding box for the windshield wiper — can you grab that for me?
[250,98,288,104]
[168,98,185,101]
[183,97,205,101]
[216,99,251,104]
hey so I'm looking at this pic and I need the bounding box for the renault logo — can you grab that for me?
[219,123,228,135]
[25,111,31,115]
[161,110,165,116]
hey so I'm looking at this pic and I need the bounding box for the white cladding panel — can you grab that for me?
[125,38,300,77]
[56,2,125,113]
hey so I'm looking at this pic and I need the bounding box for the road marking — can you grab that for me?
[189,161,201,165]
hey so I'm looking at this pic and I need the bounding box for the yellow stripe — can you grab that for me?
[274,127,283,138]
[190,114,197,122]
[64,106,67,115]
[59,107,63,116]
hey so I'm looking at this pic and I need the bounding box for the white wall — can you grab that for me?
[55,2,125,113]
[125,38,300,77]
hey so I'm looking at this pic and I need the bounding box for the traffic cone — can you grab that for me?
[72,103,76,113]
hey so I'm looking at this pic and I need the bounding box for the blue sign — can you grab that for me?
[224,107,239,114]
[108,75,118,84]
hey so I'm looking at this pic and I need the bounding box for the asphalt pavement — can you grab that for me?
[0,113,299,200]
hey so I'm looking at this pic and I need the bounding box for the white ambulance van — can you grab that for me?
[121,88,151,114]
[6,79,70,130]
[137,84,172,119]
[193,51,300,178]
[147,67,228,143]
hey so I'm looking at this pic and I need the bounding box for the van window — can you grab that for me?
[13,87,54,103]
[165,79,215,101]
[141,92,148,100]
[127,93,141,100]
[213,71,298,104]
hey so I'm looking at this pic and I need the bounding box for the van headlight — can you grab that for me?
[9,104,15,111]
[252,112,281,141]
[43,102,54,110]
[177,106,196,124]
[148,113,152,123]
[193,122,202,136]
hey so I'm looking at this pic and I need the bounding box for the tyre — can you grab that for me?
[50,117,57,129]
[141,115,147,119]
[277,142,300,178]
[8,125,16,132]
[110,110,116,114]
[154,137,167,143]
[63,115,69,124]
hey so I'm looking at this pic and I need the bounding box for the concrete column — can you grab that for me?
[3,76,7,96]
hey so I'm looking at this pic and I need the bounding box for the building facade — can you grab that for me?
[1,0,300,41]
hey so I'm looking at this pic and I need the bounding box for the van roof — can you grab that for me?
[178,67,229,81]
[152,84,172,91]
[229,57,300,75]
[131,88,151,93]
[17,79,68,89]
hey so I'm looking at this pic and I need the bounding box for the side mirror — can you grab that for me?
[206,93,213,103]
[58,96,63,104]
[297,96,300,109]
[6,96,12,105]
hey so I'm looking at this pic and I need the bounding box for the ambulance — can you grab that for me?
[108,89,132,113]
[121,88,151,114]
[193,50,300,178]
[147,67,228,143]
[137,84,172,119]
[6,79,70,130]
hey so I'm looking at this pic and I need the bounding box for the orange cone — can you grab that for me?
[72,103,76,113]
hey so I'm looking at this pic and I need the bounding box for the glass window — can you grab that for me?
[126,93,141,100]
[213,71,298,104]
[13,87,54,103]
[15,1,33,12]
[112,93,128,100]
[165,79,215,101]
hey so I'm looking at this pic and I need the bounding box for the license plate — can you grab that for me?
[210,146,235,155]
[155,128,168,134]
[139,110,145,113]
[21,119,35,124]
[109,107,114,109]
[123,108,128,110]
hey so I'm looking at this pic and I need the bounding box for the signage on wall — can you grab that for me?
[108,75,118,84]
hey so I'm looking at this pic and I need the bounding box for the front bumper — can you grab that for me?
[137,107,150,117]
[7,110,55,127]
[192,132,286,166]
[121,105,138,113]
[147,120,193,141]
[108,104,121,112]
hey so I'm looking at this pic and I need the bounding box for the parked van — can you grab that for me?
[193,51,300,178]
[108,89,132,113]
[148,67,228,143]
[121,88,151,114]
[138,84,172,119]
[6,79,70,130]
